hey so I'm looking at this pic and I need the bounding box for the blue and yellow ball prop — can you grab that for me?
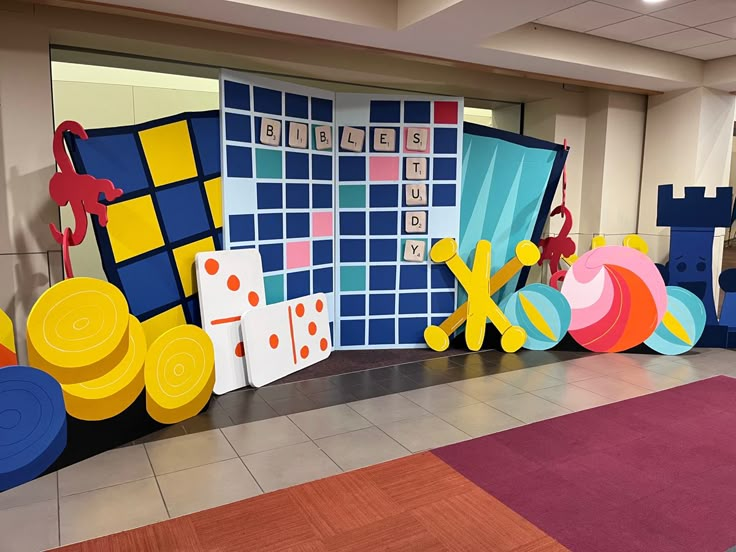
[644,286,705,355]
[499,284,571,351]
[0,366,67,491]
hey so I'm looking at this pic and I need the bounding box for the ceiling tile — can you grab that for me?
[652,0,736,27]
[699,16,736,39]
[589,15,686,41]
[635,27,726,50]
[676,38,736,59]
[536,1,639,33]
[596,0,695,15]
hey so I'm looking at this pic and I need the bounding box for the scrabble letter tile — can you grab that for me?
[405,184,427,206]
[315,125,333,151]
[288,122,308,149]
[260,118,281,146]
[406,127,429,151]
[340,126,365,152]
[405,211,427,234]
[403,240,426,262]
[373,128,396,152]
[406,158,427,180]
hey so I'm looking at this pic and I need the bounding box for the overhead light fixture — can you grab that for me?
[643,0,667,4]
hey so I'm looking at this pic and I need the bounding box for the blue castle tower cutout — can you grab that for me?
[656,184,734,347]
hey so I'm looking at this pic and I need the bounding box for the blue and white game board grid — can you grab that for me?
[335,94,463,349]
[220,70,336,331]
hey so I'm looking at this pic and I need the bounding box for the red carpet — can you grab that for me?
[56,377,736,551]
[435,375,736,552]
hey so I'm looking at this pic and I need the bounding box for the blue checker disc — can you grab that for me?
[370,101,401,123]
[75,133,149,195]
[253,87,282,115]
[0,366,67,492]
[224,80,250,111]
[285,93,309,119]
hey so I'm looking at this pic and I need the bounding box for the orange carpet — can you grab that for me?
[55,453,567,552]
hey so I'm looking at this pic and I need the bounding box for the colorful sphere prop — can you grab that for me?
[560,246,667,353]
[499,284,571,350]
[645,286,705,355]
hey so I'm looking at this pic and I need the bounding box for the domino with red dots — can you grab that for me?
[195,250,266,395]
[240,293,332,388]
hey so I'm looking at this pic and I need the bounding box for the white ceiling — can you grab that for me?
[537,0,736,60]
[38,0,736,93]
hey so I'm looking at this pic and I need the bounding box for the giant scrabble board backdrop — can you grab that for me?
[220,71,336,337]
[334,94,463,349]
[220,71,463,349]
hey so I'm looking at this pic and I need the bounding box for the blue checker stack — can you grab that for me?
[67,111,222,328]
[0,366,67,492]
[335,95,463,348]
[221,70,335,324]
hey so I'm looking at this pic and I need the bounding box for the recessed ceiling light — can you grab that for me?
[643,0,667,4]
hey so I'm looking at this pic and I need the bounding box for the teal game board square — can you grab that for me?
[255,148,283,179]
[340,266,366,292]
[264,274,285,304]
[339,185,366,208]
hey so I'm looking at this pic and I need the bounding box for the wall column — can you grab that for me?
[0,8,61,363]
[638,87,735,306]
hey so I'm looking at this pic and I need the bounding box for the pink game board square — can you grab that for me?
[286,241,310,269]
[403,127,431,154]
[312,212,333,237]
[369,156,400,181]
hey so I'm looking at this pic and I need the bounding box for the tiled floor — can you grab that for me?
[3,347,736,550]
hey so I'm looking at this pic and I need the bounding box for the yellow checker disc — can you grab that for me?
[27,278,130,384]
[145,325,215,424]
[62,315,146,421]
